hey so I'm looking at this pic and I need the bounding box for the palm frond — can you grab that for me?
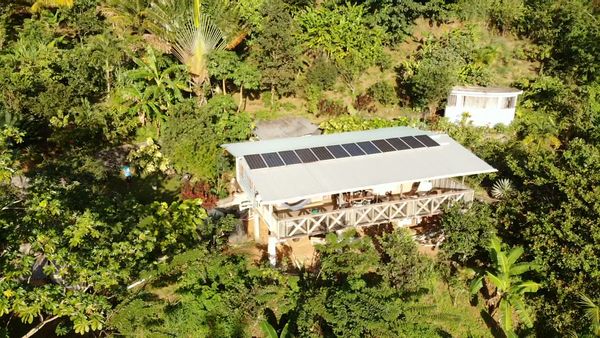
[491,178,513,199]
[578,293,600,336]
[172,14,226,78]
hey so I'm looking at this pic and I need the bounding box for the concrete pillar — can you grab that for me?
[268,236,278,266]
[253,209,260,242]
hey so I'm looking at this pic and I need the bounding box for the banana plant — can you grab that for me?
[470,236,540,337]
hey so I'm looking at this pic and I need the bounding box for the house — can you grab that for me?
[222,126,496,265]
[444,86,523,126]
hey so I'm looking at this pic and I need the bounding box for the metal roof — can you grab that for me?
[451,86,523,96]
[223,126,432,157]
[222,127,496,203]
[254,117,320,140]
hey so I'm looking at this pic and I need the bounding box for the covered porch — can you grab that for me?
[259,178,473,240]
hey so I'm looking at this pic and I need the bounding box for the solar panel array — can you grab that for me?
[243,135,440,170]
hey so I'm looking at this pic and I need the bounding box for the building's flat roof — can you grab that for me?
[451,86,523,96]
[222,127,496,203]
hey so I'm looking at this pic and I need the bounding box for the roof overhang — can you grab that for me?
[222,127,496,204]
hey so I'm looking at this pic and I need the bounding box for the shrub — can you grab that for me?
[306,56,339,90]
[353,93,376,113]
[317,98,348,117]
[367,81,398,106]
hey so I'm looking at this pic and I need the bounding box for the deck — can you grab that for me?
[267,188,474,240]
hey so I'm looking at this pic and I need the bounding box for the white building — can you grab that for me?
[444,86,523,126]
[222,127,496,265]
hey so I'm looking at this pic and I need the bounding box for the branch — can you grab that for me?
[21,315,60,338]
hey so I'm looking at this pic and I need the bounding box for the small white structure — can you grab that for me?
[444,86,523,126]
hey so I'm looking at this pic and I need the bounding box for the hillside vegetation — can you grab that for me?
[0,0,599,337]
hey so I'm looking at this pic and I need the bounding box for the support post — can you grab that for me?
[268,236,278,266]
[253,209,260,242]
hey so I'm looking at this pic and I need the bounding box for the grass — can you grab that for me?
[410,277,492,337]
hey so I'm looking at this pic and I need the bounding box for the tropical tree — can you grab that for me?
[145,0,227,90]
[232,61,261,111]
[296,3,386,91]
[118,47,190,128]
[207,50,240,94]
[251,0,301,102]
[470,236,540,337]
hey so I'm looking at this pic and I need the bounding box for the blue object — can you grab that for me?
[122,165,132,178]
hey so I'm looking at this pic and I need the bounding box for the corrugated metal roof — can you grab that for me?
[222,127,496,203]
[223,126,431,157]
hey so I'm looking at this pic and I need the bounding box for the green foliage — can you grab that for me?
[494,80,600,334]
[110,250,290,337]
[251,0,301,96]
[440,202,496,264]
[127,138,171,177]
[296,3,386,84]
[470,236,540,336]
[0,127,23,183]
[377,229,434,293]
[358,0,451,44]
[399,26,494,111]
[288,229,439,337]
[519,0,600,84]
[305,56,338,90]
[160,96,251,182]
[367,81,398,106]
[320,115,411,133]
[208,50,241,93]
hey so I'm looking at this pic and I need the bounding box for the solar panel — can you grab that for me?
[311,146,334,161]
[244,154,267,169]
[415,135,440,147]
[326,145,350,158]
[262,152,285,167]
[295,148,318,163]
[278,150,302,165]
[357,141,381,154]
[341,143,365,156]
[400,136,426,148]
[372,139,395,152]
[386,138,410,151]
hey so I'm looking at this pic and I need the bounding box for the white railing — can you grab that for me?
[274,190,474,239]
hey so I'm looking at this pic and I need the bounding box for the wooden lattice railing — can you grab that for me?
[274,190,474,239]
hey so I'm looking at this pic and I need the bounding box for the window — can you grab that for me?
[447,94,457,107]
[463,96,498,109]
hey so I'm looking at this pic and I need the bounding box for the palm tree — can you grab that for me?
[145,0,226,90]
[470,236,540,337]
[578,293,600,337]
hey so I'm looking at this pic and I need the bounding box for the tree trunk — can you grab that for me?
[270,85,275,109]
[22,315,60,338]
[222,79,226,95]
[237,85,244,112]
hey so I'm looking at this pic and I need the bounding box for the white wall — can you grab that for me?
[444,92,520,126]
[445,106,516,126]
